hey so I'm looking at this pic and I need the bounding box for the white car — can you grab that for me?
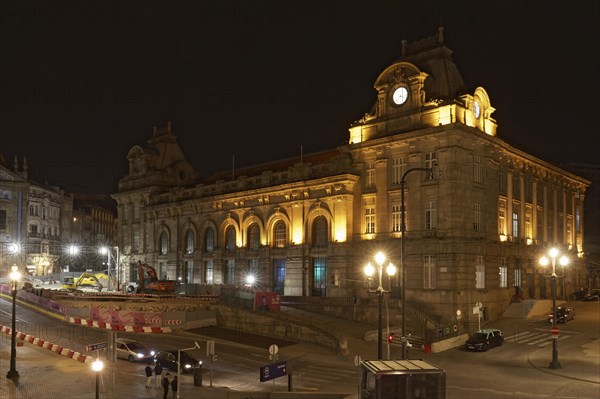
[116,338,156,362]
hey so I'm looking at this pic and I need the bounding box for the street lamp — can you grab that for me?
[91,358,104,399]
[539,247,569,369]
[6,264,21,382]
[176,342,201,398]
[400,165,436,359]
[364,252,396,360]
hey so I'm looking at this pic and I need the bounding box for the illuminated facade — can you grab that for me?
[112,30,590,326]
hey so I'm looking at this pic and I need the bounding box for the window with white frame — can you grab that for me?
[365,162,375,188]
[473,154,482,184]
[204,260,213,284]
[425,200,437,230]
[391,157,406,185]
[498,199,506,235]
[499,258,508,288]
[204,227,215,252]
[513,268,522,288]
[133,230,140,252]
[475,255,485,289]
[186,229,195,254]
[425,152,437,180]
[160,232,168,255]
[392,204,401,232]
[512,210,519,238]
[365,206,375,234]
[473,202,482,232]
[423,255,436,289]
[274,221,286,248]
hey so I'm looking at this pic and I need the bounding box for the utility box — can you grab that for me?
[359,359,446,399]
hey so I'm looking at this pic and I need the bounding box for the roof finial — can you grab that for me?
[13,155,18,171]
[401,40,407,56]
[438,26,444,44]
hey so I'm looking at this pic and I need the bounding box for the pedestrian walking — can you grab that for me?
[161,372,171,399]
[144,362,153,388]
[154,361,163,389]
[170,375,178,399]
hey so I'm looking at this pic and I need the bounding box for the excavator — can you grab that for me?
[134,260,176,294]
[61,272,104,292]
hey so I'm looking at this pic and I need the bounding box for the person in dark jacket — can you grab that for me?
[161,372,171,399]
[154,361,163,389]
[170,375,178,399]
[144,362,153,388]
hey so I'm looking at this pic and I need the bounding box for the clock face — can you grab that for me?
[474,101,481,119]
[392,87,408,105]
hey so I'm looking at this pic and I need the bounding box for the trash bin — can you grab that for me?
[193,368,202,386]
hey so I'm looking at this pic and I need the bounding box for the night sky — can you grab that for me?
[1,1,598,194]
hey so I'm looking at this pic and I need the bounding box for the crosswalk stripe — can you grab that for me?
[505,331,573,346]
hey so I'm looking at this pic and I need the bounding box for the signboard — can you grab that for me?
[86,342,107,351]
[551,326,560,336]
[259,360,287,382]
[255,291,281,312]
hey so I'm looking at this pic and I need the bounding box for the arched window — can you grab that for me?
[312,216,328,247]
[204,228,214,252]
[274,221,286,248]
[160,232,169,255]
[185,229,195,254]
[225,225,236,252]
[248,223,260,250]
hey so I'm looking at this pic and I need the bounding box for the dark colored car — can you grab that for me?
[465,328,504,351]
[548,306,575,323]
[583,289,600,301]
[154,350,202,373]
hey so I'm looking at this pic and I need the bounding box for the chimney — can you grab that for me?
[401,40,408,56]
[438,26,445,44]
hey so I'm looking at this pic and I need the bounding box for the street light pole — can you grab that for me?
[539,247,568,370]
[91,358,104,399]
[400,166,435,360]
[364,252,396,360]
[6,264,21,382]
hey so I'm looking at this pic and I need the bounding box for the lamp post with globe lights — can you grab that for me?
[91,358,104,399]
[364,252,396,360]
[6,264,21,382]
[539,247,569,369]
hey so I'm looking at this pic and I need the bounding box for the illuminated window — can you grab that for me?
[499,258,508,288]
[391,157,406,185]
[365,206,375,234]
[425,152,437,180]
[365,162,375,188]
[475,256,485,289]
[273,258,285,294]
[160,232,168,255]
[391,204,401,232]
[512,210,519,238]
[204,228,215,252]
[204,260,213,284]
[274,221,286,247]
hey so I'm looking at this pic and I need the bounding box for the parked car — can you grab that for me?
[548,306,575,323]
[116,338,156,362]
[154,350,202,373]
[465,328,504,351]
[583,289,600,301]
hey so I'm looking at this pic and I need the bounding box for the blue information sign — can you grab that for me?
[259,360,287,382]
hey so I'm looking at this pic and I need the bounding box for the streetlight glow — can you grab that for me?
[364,252,396,360]
[91,359,104,399]
[6,264,21,382]
[539,247,569,369]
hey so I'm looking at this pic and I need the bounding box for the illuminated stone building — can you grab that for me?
[112,29,590,327]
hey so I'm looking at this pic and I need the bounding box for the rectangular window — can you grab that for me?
[499,258,508,288]
[499,167,506,194]
[514,269,522,288]
[391,157,406,185]
[0,210,6,230]
[365,206,375,233]
[312,257,327,296]
[273,258,286,294]
[473,202,482,232]
[425,152,437,180]
[498,199,506,235]
[512,211,519,238]
[425,201,437,230]
[475,255,485,289]
[423,255,436,289]
[133,231,140,252]
[537,207,544,239]
[575,206,580,232]
[204,260,213,284]
[226,260,235,285]
[365,162,375,188]
[391,204,401,232]
[512,174,520,198]
[525,176,532,202]
[473,155,482,184]
[133,204,140,220]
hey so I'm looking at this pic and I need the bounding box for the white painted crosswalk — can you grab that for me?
[503,329,574,347]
